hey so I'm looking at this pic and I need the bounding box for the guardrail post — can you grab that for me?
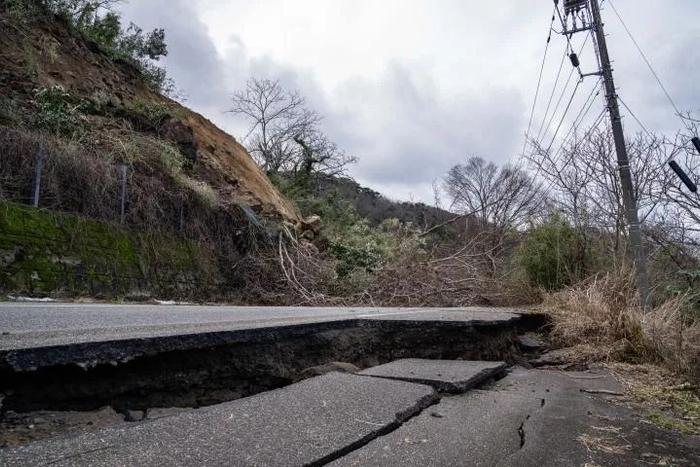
[118,164,128,224]
[30,145,45,207]
[178,199,185,232]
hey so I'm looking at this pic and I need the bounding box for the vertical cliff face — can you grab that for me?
[0,12,301,224]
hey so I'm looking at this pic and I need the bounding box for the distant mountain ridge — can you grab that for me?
[315,175,455,228]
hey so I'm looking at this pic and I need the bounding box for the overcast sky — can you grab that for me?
[118,1,700,204]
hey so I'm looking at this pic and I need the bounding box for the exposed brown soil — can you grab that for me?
[0,13,300,223]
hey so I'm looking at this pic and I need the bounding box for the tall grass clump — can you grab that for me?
[541,266,700,381]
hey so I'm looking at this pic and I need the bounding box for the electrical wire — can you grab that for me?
[538,107,609,201]
[545,78,583,154]
[527,79,594,183]
[557,106,608,168]
[535,33,592,148]
[606,0,693,133]
[521,5,558,158]
[552,78,604,160]
[618,95,655,141]
[535,44,569,144]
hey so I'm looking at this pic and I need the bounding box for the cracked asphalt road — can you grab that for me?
[1,303,697,466]
[3,363,698,466]
[333,367,700,466]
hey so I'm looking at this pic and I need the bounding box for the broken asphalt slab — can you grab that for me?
[359,359,507,393]
[0,305,523,350]
[0,305,525,371]
[0,372,438,467]
[332,368,700,467]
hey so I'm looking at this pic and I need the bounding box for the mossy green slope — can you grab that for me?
[0,201,220,299]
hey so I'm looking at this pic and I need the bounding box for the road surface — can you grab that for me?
[0,303,521,351]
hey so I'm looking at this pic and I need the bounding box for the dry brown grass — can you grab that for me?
[608,362,700,434]
[541,267,700,381]
[643,297,700,381]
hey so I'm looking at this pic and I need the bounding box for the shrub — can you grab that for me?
[542,268,643,351]
[154,141,184,177]
[0,96,20,125]
[80,10,120,47]
[1,0,40,24]
[329,221,387,277]
[518,214,581,290]
[132,99,174,129]
[32,85,88,136]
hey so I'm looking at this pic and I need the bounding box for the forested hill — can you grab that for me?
[315,175,454,228]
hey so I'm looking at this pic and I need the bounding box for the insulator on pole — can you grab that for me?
[564,0,587,15]
[569,53,580,68]
[692,136,700,155]
[669,160,698,193]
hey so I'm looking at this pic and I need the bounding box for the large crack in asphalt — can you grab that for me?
[1,319,526,414]
[1,314,549,452]
[311,391,442,467]
[319,366,515,465]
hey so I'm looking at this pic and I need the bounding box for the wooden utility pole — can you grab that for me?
[589,0,650,308]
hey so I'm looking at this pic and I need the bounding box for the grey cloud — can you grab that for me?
[119,0,310,138]
[116,0,699,204]
[324,63,525,186]
[119,0,527,201]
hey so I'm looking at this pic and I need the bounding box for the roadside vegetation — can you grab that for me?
[1,0,698,406]
[238,77,700,391]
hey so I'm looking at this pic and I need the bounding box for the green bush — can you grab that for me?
[329,221,388,277]
[1,0,40,24]
[518,214,581,291]
[32,85,88,136]
[132,99,175,128]
[269,176,421,282]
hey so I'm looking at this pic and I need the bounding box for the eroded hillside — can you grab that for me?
[0,11,300,223]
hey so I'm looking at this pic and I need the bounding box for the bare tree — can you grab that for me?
[527,126,679,251]
[228,78,356,176]
[663,126,700,233]
[443,156,545,234]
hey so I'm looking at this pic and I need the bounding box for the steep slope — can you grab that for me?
[0,12,300,223]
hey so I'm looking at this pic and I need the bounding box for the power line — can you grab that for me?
[535,33,591,148]
[535,44,569,144]
[537,67,578,148]
[552,78,604,160]
[606,0,692,132]
[521,5,558,158]
[545,77,583,154]
[526,79,593,184]
[618,95,655,141]
[534,108,609,207]
[557,106,608,169]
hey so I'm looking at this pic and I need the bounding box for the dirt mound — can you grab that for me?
[0,13,300,223]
